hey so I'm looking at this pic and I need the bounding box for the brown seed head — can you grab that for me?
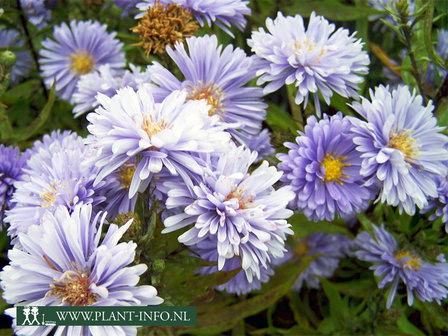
[131,1,199,55]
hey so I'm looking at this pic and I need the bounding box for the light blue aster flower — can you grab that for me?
[86,85,231,199]
[0,29,32,85]
[73,64,152,117]
[194,237,274,295]
[5,131,104,237]
[275,232,351,291]
[136,0,250,36]
[354,224,448,309]
[1,203,163,335]
[114,0,139,16]
[0,145,29,226]
[350,85,448,215]
[20,0,51,28]
[248,12,369,116]
[277,112,374,222]
[39,20,125,102]
[163,145,294,282]
[148,35,267,141]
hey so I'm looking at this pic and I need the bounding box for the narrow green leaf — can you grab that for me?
[11,82,55,141]
[265,103,299,135]
[281,0,382,21]
[180,257,316,335]
[424,0,447,70]
[397,313,426,336]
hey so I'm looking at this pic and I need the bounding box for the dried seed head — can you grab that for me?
[131,1,199,55]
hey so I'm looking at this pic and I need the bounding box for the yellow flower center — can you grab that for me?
[70,51,94,75]
[293,36,327,64]
[293,240,308,257]
[39,182,58,207]
[187,83,224,116]
[49,270,97,306]
[394,250,422,271]
[118,163,137,189]
[321,154,350,184]
[225,188,253,209]
[142,116,169,139]
[389,130,419,163]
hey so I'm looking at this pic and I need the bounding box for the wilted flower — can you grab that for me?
[277,232,351,291]
[350,85,448,215]
[0,29,32,85]
[248,12,369,116]
[278,113,373,222]
[86,85,230,198]
[131,1,199,55]
[194,237,274,295]
[19,0,51,28]
[5,131,103,237]
[148,35,267,141]
[39,20,125,101]
[0,145,28,226]
[354,224,448,308]
[163,145,294,283]
[1,204,163,335]
[136,0,251,36]
[73,64,152,117]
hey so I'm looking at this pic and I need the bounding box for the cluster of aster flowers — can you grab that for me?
[2,2,448,333]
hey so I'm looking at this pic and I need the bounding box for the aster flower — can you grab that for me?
[163,145,295,282]
[0,29,32,85]
[194,237,274,295]
[1,204,163,335]
[369,0,415,26]
[423,176,448,232]
[19,0,51,28]
[114,0,139,16]
[132,1,199,55]
[0,145,28,226]
[233,128,275,162]
[277,112,373,222]
[96,157,139,220]
[248,12,369,116]
[275,232,351,291]
[148,35,267,140]
[353,224,448,309]
[136,0,251,37]
[5,131,104,237]
[86,85,231,199]
[350,85,448,215]
[39,20,125,101]
[73,64,152,117]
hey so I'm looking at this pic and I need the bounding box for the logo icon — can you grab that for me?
[22,306,40,326]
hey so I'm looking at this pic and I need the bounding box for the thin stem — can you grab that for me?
[401,22,427,104]
[16,0,48,100]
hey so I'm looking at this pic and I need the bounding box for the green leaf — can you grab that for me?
[319,277,349,330]
[423,0,446,70]
[396,313,426,336]
[289,213,353,238]
[265,103,299,135]
[281,0,382,21]
[11,82,56,142]
[331,279,377,298]
[180,257,316,335]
